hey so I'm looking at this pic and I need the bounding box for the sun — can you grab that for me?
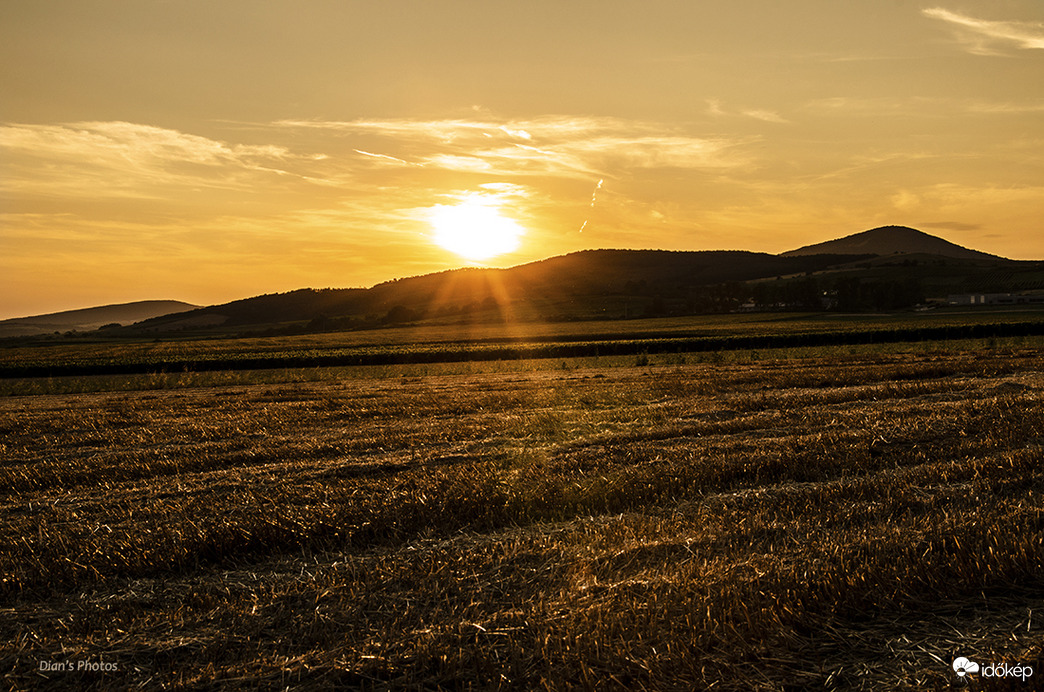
[429,197,524,261]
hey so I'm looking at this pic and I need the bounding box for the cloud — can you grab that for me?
[805,95,1044,120]
[705,100,789,124]
[273,116,751,179]
[422,153,498,173]
[477,182,530,198]
[1,121,290,168]
[274,115,758,250]
[706,99,727,117]
[2,114,763,287]
[557,135,743,171]
[923,8,1044,55]
[498,126,532,140]
[741,109,789,124]
[0,121,315,199]
[892,190,920,210]
[804,96,936,115]
[352,149,417,166]
[917,183,1044,208]
[280,115,639,141]
[965,101,1044,114]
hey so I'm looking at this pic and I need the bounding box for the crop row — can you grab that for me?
[3,319,1043,379]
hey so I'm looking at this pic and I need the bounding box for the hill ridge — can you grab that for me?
[11,226,1030,337]
[781,225,1001,260]
[0,300,199,338]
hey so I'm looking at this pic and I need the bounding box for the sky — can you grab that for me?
[2,1,1043,319]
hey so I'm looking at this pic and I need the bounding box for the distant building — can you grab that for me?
[947,293,1044,306]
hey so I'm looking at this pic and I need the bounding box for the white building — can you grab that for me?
[947,293,1044,306]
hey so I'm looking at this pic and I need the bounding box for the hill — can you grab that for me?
[23,226,1035,339]
[781,225,1001,260]
[131,250,869,334]
[0,300,198,338]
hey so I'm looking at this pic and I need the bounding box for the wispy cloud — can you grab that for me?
[273,116,752,179]
[741,109,789,124]
[806,95,1044,118]
[803,96,944,117]
[965,101,1044,114]
[923,8,1044,55]
[0,121,319,198]
[704,100,789,124]
[1,121,292,169]
[275,115,758,250]
[352,149,418,166]
[1,115,753,251]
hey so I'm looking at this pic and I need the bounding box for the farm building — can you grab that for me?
[946,292,1044,306]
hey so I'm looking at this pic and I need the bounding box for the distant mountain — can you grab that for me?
[0,300,198,338]
[781,225,1003,260]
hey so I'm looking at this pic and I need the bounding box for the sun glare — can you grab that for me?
[429,197,524,261]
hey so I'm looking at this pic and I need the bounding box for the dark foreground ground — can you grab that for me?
[2,345,1043,689]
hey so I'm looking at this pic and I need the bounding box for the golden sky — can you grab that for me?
[2,1,1043,318]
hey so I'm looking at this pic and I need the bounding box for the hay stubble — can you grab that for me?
[2,348,1043,689]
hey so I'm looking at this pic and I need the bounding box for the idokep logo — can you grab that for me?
[953,656,1034,683]
[953,657,979,677]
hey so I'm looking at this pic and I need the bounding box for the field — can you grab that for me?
[2,332,1044,689]
[3,308,1043,382]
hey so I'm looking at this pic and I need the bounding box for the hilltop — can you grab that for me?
[0,300,199,338]
[781,225,1000,260]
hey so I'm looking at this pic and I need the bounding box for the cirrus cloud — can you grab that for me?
[923,8,1044,55]
[273,116,754,180]
[0,121,318,199]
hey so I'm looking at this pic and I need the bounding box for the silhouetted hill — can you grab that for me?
[133,250,869,333]
[781,225,1002,260]
[0,300,198,338]
[116,227,1035,335]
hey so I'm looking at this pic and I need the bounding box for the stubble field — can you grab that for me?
[2,344,1044,689]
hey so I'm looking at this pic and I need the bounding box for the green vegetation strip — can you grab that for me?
[2,319,1042,378]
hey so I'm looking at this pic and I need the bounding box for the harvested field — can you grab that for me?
[2,346,1043,689]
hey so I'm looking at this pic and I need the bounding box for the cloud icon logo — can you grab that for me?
[953,657,980,677]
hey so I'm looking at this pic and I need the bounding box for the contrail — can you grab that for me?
[579,178,604,232]
[353,149,416,166]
